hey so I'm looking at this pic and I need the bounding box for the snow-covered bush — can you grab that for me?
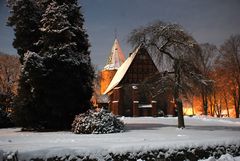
[72,109,124,134]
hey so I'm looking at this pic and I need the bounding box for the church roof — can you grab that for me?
[104,39,125,70]
[103,45,141,94]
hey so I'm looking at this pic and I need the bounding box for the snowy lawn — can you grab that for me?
[0,116,240,160]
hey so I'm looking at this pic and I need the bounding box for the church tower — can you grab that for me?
[104,39,125,70]
[100,39,125,94]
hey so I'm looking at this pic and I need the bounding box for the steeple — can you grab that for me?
[104,39,125,70]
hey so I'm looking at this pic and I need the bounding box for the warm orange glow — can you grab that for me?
[100,70,117,94]
[183,97,203,115]
[91,95,97,107]
[183,107,194,115]
[183,95,237,118]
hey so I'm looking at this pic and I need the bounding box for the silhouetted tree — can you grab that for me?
[7,0,41,64]
[11,0,94,130]
[128,21,209,128]
[192,43,217,115]
[218,35,240,118]
[0,53,19,128]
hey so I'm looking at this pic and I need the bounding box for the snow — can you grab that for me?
[200,154,240,161]
[103,45,141,94]
[138,104,152,108]
[0,116,240,160]
[72,109,124,134]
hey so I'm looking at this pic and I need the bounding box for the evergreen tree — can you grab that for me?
[7,0,45,129]
[12,0,94,130]
[7,0,41,64]
[38,0,94,129]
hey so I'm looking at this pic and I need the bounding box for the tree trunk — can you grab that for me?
[219,100,222,117]
[237,85,240,118]
[209,96,214,116]
[177,98,184,128]
[201,88,208,115]
[233,90,239,118]
[213,91,219,117]
[191,106,195,115]
[223,91,230,117]
[174,60,185,128]
[191,97,195,115]
[204,98,208,115]
[232,78,240,118]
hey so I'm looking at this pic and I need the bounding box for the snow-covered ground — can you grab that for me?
[200,154,240,161]
[0,116,240,160]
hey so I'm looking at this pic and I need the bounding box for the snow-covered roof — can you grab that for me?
[104,39,125,70]
[103,45,141,94]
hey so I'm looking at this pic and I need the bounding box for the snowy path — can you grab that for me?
[0,116,240,160]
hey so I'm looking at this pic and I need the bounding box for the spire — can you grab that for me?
[104,39,125,70]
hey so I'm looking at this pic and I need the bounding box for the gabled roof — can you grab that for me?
[103,45,141,94]
[104,39,125,70]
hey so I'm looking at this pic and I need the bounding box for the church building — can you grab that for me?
[97,39,175,117]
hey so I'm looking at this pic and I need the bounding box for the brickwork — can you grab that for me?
[110,87,123,115]
[132,101,139,117]
[151,101,157,116]
[99,45,176,117]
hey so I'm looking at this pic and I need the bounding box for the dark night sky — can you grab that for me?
[0,0,240,69]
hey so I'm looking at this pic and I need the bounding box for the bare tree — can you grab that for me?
[91,66,102,107]
[0,53,20,94]
[0,52,20,110]
[128,21,208,128]
[192,43,217,115]
[218,35,240,118]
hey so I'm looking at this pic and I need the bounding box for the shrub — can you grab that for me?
[72,109,124,134]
